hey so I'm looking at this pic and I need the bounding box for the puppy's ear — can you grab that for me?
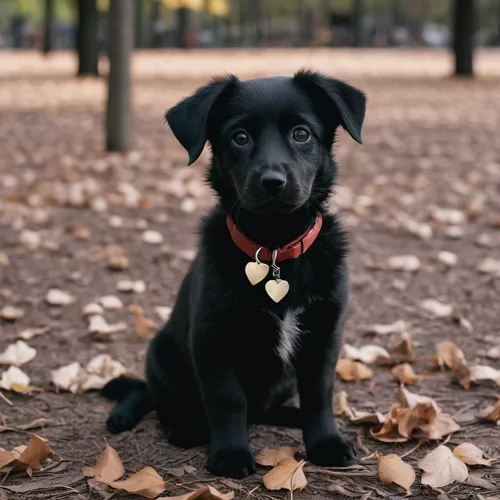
[165,74,238,165]
[293,70,366,144]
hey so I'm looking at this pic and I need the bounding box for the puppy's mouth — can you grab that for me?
[242,197,306,215]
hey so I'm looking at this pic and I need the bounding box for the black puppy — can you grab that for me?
[103,70,366,479]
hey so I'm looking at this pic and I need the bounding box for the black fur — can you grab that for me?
[102,70,366,479]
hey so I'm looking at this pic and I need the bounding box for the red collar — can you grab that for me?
[226,215,323,263]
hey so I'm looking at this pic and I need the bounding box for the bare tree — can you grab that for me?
[353,0,364,46]
[106,0,134,151]
[43,0,54,54]
[453,0,475,76]
[76,0,99,76]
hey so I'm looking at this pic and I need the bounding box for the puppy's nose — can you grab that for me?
[260,171,286,193]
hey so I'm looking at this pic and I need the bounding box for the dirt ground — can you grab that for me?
[1,49,500,500]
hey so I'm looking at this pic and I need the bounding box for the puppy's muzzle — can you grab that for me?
[260,171,286,195]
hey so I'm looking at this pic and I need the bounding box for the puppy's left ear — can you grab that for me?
[165,74,238,165]
[293,70,366,144]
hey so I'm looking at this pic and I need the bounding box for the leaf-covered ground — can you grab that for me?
[1,49,500,499]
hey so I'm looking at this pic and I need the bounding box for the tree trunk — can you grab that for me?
[106,0,134,151]
[135,0,145,48]
[453,0,475,76]
[176,7,190,48]
[353,0,364,46]
[43,0,54,54]
[76,0,99,76]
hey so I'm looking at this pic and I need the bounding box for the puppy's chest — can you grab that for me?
[266,307,305,366]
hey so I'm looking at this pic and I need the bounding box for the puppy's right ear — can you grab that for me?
[165,74,238,165]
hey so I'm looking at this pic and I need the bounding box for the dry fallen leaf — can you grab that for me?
[388,332,417,364]
[51,355,127,393]
[117,279,146,293]
[141,230,164,245]
[438,251,458,267]
[453,443,491,466]
[386,255,421,272]
[420,299,453,318]
[88,315,127,340]
[155,306,173,323]
[82,302,105,317]
[477,399,500,423]
[350,410,385,425]
[362,320,408,336]
[107,466,165,498]
[0,417,48,433]
[418,445,468,488]
[0,366,42,393]
[343,343,390,364]
[487,346,500,360]
[19,229,42,250]
[263,458,307,492]
[371,388,460,442]
[106,245,130,271]
[158,485,234,500]
[84,445,165,498]
[256,447,297,467]
[334,390,354,419]
[432,340,466,370]
[467,365,500,386]
[477,257,500,276]
[0,435,58,474]
[133,313,157,340]
[378,453,415,494]
[0,305,25,321]
[431,207,466,225]
[0,340,37,366]
[83,444,124,482]
[336,359,373,381]
[45,288,75,306]
[99,295,124,310]
[18,326,50,340]
[392,363,421,384]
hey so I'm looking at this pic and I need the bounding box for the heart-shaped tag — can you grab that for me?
[245,262,269,285]
[265,280,290,303]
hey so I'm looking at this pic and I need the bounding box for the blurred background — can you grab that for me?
[1,2,500,497]
[1,0,500,51]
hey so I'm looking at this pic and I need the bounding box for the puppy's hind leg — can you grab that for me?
[102,377,153,434]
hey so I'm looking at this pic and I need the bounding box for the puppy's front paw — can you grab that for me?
[307,435,357,467]
[106,409,136,434]
[208,448,256,478]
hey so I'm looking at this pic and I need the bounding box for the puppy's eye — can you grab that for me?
[233,131,249,146]
[292,127,310,143]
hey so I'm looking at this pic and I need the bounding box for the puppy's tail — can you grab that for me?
[101,377,153,434]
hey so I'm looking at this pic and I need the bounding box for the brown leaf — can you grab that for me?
[134,312,157,340]
[334,390,354,419]
[378,453,415,494]
[16,435,57,470]
[343,344,390,364]
[432,341,466,370]
[350,410,385,425]
[388,333,417,364]
[83,444,124,482]
[370,406,410,443]
[263,458,307,492]
[0,449,15,469]
[336,359,373,382]
[391,363,421,384]
[362,320,408,336]
[418,445,468,488]
[256,446,297,466]
[453,443,491,466]
[0,417,48,433]
[107,466,165,498]
[158,485,234,500]
[477,399,500,422]
[106,245,130,271]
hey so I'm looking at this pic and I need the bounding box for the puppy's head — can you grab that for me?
[166,70,366,215]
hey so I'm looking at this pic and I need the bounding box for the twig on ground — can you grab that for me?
[0,392,13,406]
[399,440,424,459]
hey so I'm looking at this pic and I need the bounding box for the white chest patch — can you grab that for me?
[271,309,304,366]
